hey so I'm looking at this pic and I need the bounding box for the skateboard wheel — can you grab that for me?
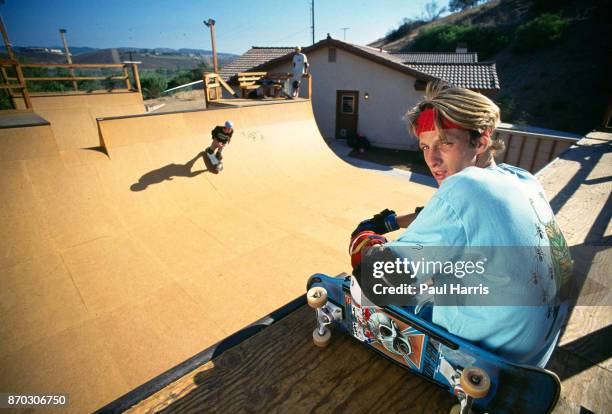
[307,286,328,308]
[312,328,331,347]
[460,366,490,399]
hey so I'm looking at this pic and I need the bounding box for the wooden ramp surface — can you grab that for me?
[540,132,611,414]
[0,98,434,413]
[124,305,456,414]
[110,132,611,414]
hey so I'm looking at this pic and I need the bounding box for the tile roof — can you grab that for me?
[219,47,293,80]
[221,39,499,91]
[389,52,479,64]
[405,63,500,90]
[348,44,408,64]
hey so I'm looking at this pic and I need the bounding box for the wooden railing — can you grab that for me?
[205,72,312,103]
[237,72,268,98]
[0,61,142,110]
[203,73,236,104]
[0,59,32,109]
[493,126,580,173]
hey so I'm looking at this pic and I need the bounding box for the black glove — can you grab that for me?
[351,209,399,237]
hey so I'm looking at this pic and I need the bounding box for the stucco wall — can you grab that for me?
[269,47,423,150]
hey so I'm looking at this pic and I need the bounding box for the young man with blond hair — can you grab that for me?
[349,82,572,367]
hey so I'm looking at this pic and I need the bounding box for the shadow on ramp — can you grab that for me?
[130,152,210,191]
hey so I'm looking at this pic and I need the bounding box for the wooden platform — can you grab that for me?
[120,304,456,413]
[539,131,611,413]
[98,132,611,413]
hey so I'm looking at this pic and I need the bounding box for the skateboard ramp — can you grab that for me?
[0,99,434,412]
[15,91,145,150]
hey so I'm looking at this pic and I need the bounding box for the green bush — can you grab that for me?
[0,90,12,109]
[412,24,509,59]
[167,70,193,89]
[514,13,569,53]
[140,71,168,99]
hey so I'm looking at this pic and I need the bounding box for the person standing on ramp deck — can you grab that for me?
[289,46,309,98]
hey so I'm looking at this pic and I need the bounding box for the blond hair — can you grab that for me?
[406,81,504,153]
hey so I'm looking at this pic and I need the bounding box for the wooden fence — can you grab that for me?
[0,61,142,110]
[493,126,579,173]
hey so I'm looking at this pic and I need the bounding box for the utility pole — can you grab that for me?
[203,19,218,73]
[59,29,78,91]
[310,0,315,44]
[340,27,350,41]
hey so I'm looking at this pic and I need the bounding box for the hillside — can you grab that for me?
[4,47,237,71]
[372,0,611,135]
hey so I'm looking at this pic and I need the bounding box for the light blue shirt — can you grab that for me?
[386,164,571,366]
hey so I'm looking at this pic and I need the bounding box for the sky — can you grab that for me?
[2,0,450,55]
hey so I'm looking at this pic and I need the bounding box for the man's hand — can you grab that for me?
[349,230,387,271]
[351,209,399,237]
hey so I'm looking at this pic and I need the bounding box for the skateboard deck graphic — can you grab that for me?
[307,273,561,414]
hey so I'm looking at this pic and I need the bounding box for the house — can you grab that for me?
[221,36,499,150]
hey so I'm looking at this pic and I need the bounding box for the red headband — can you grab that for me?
[415,107,462,136]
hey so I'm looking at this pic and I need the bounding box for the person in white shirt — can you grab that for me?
[289,46,308,98]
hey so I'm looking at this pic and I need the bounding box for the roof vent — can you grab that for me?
[456,42,468,53]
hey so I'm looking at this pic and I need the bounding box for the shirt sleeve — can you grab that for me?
[382,195,468,284]
[392,195,467,246]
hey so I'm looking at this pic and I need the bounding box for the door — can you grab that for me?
[335,90,359,139]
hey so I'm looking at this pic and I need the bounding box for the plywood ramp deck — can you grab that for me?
[102,132,611,413]
[0,99,434,413]
[540,132,611,413]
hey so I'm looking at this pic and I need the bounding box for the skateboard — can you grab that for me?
[205,151,223,172]
[306,273,561,414]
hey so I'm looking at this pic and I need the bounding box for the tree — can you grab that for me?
[423,0,446,21]
[448,0,480,12]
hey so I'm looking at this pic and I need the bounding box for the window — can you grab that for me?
[341,95,355,114]
[328,47,336,63]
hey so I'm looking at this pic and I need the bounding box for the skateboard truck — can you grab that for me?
[307,286,342,347]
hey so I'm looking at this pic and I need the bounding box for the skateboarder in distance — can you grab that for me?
[206,120,233,161]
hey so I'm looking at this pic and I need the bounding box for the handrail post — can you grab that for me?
[131,63,141,94]
[14,63,32,109]
[123,65,131,90]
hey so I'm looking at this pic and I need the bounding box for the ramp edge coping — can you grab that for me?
[96,99,307,122]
